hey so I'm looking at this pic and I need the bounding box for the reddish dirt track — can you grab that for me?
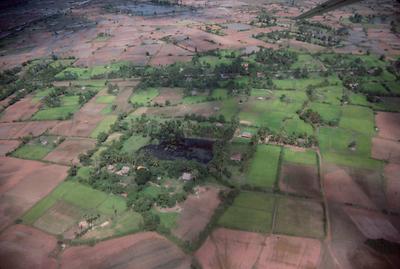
[196,228,321,269]
[372,137,400,164]
[0,121,59,139]
[0,224,57,269]
[385,163,400,213]
[172,186,220,242]
[43,137,96,165]
[375,112,400,141]
[0,157,68,230]
[0,140,20,156]
[60,232,190,269]
[0,96,40,122]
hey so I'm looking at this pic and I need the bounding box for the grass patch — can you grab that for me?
[90,115,118,138]
[96,95,116,104]
[122,134,151,154]
[11,144,52,160]
[283,147,317,166]
[130,88,159,105]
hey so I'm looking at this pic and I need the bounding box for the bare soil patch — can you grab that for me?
[0,224,57,269]
[0,121,59,139]
[385,163,400,213]
[172,186,220,242]
[60,232,190,269]
[279,163,320,198]
[0,157,68,230]
[43,137,96,165]
[375,112,400,141]
[0,140,20,156]
[0,96,40,122]
[196,228,322,269]
[324,165,376,209]
[372,137,400,164]
[344,206,400,243]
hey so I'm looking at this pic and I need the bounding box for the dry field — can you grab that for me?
[173,186,220,242]
[60,232,190,269]
[279,163,320,198]
[384,163,400,213]
[0,157,68,231]
[0,224,57,269]
[372,137,400,164]
[43,137,96,165]
[375,112,400,141]
[0,121,59,139]
[0,95,40,122]
[0,140,20,156]
[196,228,321,269]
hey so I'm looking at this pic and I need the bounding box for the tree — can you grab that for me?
[136,168,153,185]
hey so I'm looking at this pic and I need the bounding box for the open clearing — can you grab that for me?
[60,232,190,269]
[385,163,400,213]
[280,163,320,198]
[172,186,220,242]
[0,157,68,230]
[0,224,57,269]
[0,140,20,156]
[0,96,40,122]
[196,228,321,269]
[375,112,400,141]
[371,137,400,163]
[0,121,59,139]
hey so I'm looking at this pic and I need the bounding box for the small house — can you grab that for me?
[181,172,193,181]
[240,132,253,139]
[230,153,242,162]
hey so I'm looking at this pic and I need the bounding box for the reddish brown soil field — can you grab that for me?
[60,232,190,269]
[324,166,376,209]
[0,224,57,269]
[0,157,68,230]
[344,206,400,243]
[173,186,220,242]
[279,163,320,198]
[43,137,96,165]
[0,121,59,139]
[196,228,321,269]
[0,96,40,122]
[151,88,184,106]
[372,137,400,164]
[385,163,400,213]
[0,140,20,156]
[113,81,137,113]
[375,112,400,141]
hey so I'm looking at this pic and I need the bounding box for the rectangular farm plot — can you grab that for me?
[130,87,159,105]
[43,137,96,165]
[90,115,117,138]
[32,96,80,121]
[339,105,375,136]
[246,145,281,188]
[274,196,325,239]
[218,192,275,233]
[11,136,59,160]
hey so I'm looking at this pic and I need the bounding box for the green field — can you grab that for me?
[32,96,80,120]
[339,105,375,136]
[122,134,151,153]
[309,102,342,124]
[11,136,59,160]
[283,147,317,166]
[246,145,281,188]
[90,115,118,138]
[96,95,116,104]
[130,88,159,105]
[218,192,275,233]
[274,196,324,238]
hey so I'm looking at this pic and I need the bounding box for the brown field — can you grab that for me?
[43,137,96,165]
[385,163,400,213]
[196,228,321,269]
[372,137,400,164]
[0,157,68,230]
[173,186,220,242]
[375,112,400,141]
[344,206,400,243]
[0,120,59,139]
[0,96,40,122]
[0,140,20,156]
[151,87,184,106]
[113,80,138,113]
[324,165,376,209]
[133,101,220,118]
[0,224,57,269]
[279,163,321,198]
[60,232,190,269]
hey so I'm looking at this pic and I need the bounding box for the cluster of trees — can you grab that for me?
[254,48,297,68]
[349,13,363,23]
[250,11,277,27]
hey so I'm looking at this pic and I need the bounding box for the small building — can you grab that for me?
[181,172,193,181]
[230,153,242,162]
[240,132,253,139]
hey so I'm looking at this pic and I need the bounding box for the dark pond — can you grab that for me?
[141,138,214,164]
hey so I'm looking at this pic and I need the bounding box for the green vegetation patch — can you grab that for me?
[246,145,281,188]
[97,195,127,215]
[11,144,53,160]
[339,105,375,136]
[90,115,118,138]
[96,95,116,104]
[274,196,324,238]
[218,192,275,233]
[309,102,342,124]
[122,134,151,154]
[283,147,317,166]
[130,88,159,105]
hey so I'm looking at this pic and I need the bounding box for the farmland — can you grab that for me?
[0,0,399,268]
